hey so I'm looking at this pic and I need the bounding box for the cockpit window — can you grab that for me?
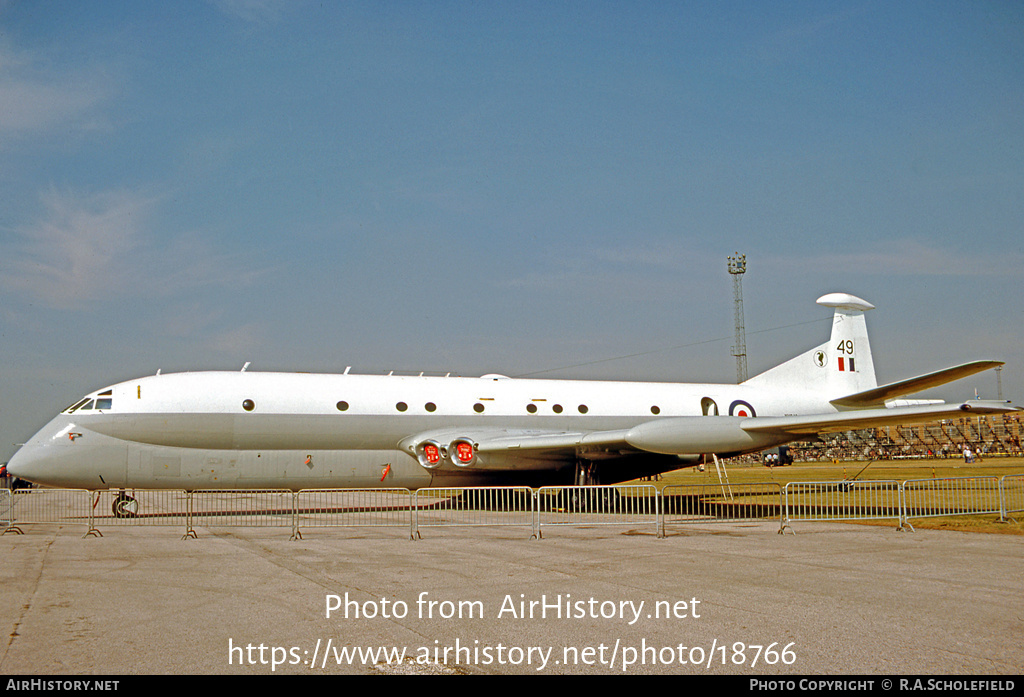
[63,396,113,413]
[64,398,91,414]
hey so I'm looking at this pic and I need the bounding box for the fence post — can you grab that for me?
[659,487,667,540]
[536,487,544,540]
[779,484,793,535]
[998,475,1021,524]
[898,482,914,532]
[290,491,302,541]
[0,489,17,535]
[182,491,197,539]
[411,491,420,540]
[85,491,102,538]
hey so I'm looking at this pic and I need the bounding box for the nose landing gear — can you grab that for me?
[113,491,138,518]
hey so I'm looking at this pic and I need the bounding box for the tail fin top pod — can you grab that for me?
[818,292,877,397]
[743,293,878,400]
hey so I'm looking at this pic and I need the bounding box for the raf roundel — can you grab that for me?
[729,400,756,418]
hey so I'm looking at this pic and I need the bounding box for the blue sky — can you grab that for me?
[1,1,1022,461]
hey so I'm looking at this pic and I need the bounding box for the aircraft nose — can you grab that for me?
[5,415,75,486]
[6,442,41,482]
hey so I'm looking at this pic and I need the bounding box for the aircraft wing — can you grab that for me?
[401,400,1020,466]
[741,399,1019,436]
[829,360,1003,408]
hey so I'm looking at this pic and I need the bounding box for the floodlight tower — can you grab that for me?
[727,253,748,383]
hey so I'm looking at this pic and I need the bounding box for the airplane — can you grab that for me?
[6,293,1018,509]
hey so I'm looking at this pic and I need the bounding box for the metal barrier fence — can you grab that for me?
[412,487,534,538]
[661,483,782,533]
[1,488,100,536]
[296,488,415,539]
[88,489,191,537]
[187,490,296,539]
[3,476,1022,538]
[781,481,904,533]
[534,485,659,538]
[1,489,12,532]
[1001,474,1024,522]
[901,477,1002,531]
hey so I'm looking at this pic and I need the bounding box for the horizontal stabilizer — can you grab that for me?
[743,400,1020,436]
[829,361,1004,408]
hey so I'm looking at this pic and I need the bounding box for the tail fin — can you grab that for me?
[743,293,878,398]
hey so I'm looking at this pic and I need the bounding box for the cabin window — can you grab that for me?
[526,403,538,414]
[578,405,589,414]
[425,402,437,412]
[242,399,255,412]
[396,402,408,412]
[552,404,563,414]
[337,401,349,411]
[651,405,661,415]
[473,403,485,413]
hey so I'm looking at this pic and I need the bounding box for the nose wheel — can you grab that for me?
[113,492,138,518]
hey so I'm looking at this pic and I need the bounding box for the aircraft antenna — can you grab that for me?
[727,253,748,383]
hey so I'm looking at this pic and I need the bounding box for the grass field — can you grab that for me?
[637,457,1024,535]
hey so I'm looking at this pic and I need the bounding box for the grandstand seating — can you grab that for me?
[779,413,1022,462]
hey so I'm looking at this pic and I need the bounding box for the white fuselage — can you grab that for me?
[8,370,829,491]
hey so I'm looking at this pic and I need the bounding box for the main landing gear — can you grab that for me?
[574,461,599,486]
[562,461,620,510]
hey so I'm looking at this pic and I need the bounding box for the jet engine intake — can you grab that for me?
[415,440,444,469]
[449,438,477,467]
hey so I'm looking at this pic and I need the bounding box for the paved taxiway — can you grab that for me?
[1,522,1020,675]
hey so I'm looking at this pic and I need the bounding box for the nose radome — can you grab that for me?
[6,443,38,481]
[5,414,78,487]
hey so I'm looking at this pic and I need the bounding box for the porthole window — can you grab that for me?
[242,399,255,412]
[578,405,589,414]
[526,403,538,414]
[337,401,349,412]
[552,404,563,414]
[425,402,437,412]
[651,406,661,415]
[473,402,485,413]
[396,402,408,412]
